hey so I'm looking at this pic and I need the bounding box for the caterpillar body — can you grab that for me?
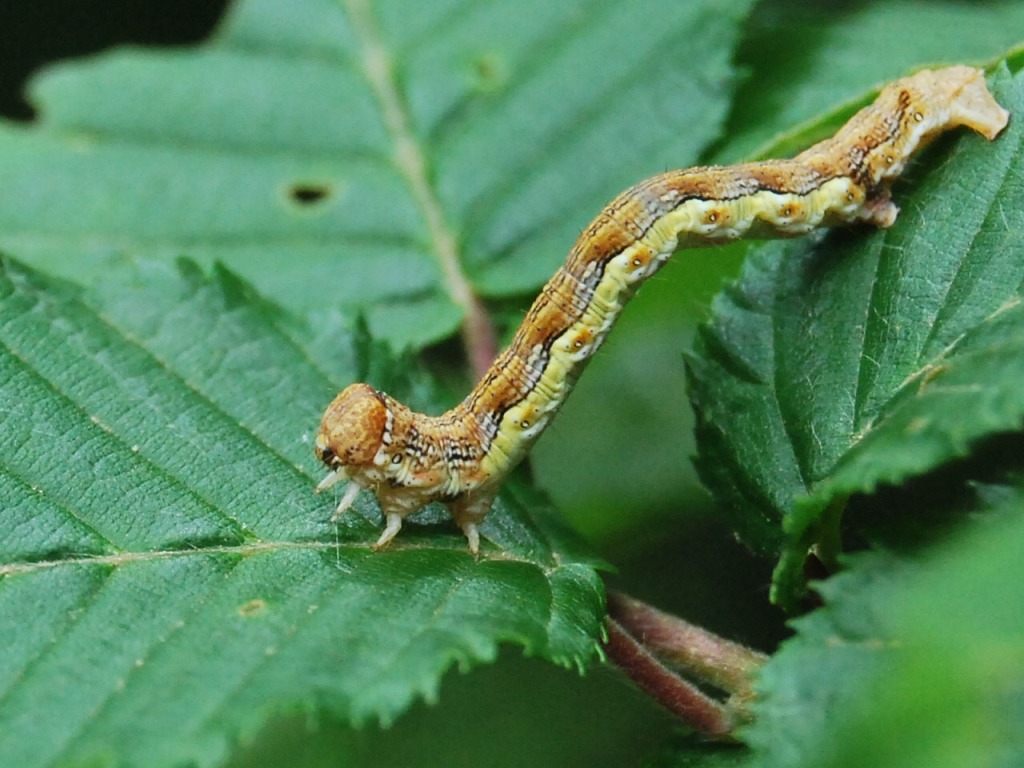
[314,66,1009,553]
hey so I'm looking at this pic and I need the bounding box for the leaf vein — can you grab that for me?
[341,0,491,370]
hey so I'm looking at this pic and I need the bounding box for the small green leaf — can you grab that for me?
[688,66,1024,600]
[744,483,1024,768]
[0,255,603,768]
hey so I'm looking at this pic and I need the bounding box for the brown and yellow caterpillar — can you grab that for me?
[314,66,1009,553]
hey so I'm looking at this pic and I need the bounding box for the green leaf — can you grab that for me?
[687,66,1024,601]
[0,255,603,768]
[744,483,1024,768]
[0,0,755,351]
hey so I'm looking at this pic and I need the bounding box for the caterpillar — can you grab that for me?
[314,65,1009,554]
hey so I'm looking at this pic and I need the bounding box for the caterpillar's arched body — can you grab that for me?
[314,66,1009,553]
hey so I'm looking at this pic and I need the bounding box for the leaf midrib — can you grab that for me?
[0,538,569,578]
[340,0,479,331]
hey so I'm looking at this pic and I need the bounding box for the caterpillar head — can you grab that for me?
[314,383,388,471]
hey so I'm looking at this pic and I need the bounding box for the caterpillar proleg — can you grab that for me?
[314,66,1009,553]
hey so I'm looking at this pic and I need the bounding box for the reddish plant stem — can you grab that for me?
[604,617,734,737]
[463,296,498,380]
[607,591,766,697]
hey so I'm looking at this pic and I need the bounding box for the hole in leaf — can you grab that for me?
[288,182,332,206]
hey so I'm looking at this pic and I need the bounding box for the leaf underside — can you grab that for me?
[0,0,753,350]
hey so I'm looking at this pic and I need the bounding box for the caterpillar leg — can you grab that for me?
[315,468,345,493]
[329,481,362,521]
[373,512,404,550]
[862,192,899,228]
[460,522,480,556]
[449,492,494,556]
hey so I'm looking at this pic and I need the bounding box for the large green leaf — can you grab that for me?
[744,481,1024,767]
[0,255,604,768]
[0,0,754,350]
[687,65,1024,602]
